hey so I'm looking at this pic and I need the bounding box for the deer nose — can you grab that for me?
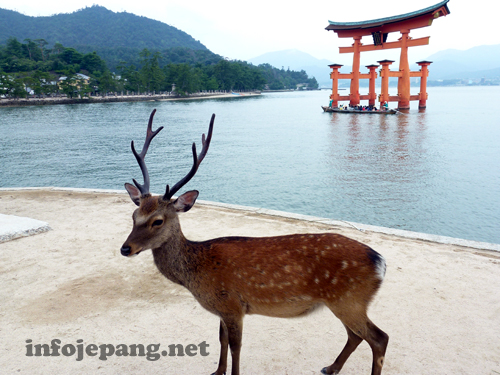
[121,246,131,256]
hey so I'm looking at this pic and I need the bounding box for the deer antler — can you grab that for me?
[131,109,164,196]
[163,114,215,201]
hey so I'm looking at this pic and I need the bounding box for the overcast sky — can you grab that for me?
[3,0,497,65]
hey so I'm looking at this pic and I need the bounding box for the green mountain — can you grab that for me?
[0,6,220,70]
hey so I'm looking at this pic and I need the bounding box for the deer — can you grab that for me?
[121,109,389,375]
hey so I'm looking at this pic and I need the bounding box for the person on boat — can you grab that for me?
[383,101,389,110]
[329,99,333,108]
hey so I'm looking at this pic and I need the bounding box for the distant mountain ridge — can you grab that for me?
[249,49,341,87]
[251,45,500,85]
[423,44,500,80]
[0,6,207,51]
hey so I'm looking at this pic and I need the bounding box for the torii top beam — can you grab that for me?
[326,0,450,39]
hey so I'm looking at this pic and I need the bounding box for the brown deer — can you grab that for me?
[121,109,389,375]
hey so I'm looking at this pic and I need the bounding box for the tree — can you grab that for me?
[23,39,35,60]
[139,49,165,92]
[0,73,27,98]
[30,70,55,96]
[5,38,23,59]
[81,52,106,74]
[60,48,83,65]
[59,75,79,98]
[34,39,49,62]
[94,70,116,96]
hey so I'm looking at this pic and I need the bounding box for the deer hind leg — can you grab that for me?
[211,320,229,375]
[325,304,389,375]
[362,319,388,375]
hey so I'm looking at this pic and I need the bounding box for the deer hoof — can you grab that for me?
[321,367,339,375]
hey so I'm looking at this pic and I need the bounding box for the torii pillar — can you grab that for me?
[397,29,411,109]
[349,36,362,106]
[366,64,379,106]
[329,64,343,107]
[416,61,432,108]
[378,60,394,106]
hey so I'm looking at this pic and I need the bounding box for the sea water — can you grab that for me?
[1,87,499,244]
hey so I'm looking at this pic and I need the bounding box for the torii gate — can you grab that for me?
[326,0,450,109]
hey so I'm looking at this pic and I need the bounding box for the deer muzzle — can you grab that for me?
[120,244,143,257]
[120,246,132,256]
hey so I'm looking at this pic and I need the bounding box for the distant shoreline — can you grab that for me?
[0,91,262,108]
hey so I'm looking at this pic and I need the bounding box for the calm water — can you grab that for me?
[1,87,499,244]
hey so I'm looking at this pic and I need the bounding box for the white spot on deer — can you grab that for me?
[325,270,330,279]
[237,274,242,279]
[325,245,331,250]
[342,261,349,270]
[351,260,358,267]
[314,278,320,284]
[331,278,338,285]
[293,279,299,285]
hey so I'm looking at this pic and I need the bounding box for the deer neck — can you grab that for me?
[151,225,195,287]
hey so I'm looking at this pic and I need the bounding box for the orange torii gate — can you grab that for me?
[326,0,450,109]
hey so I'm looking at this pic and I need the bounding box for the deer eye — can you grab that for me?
[152,219,164,227]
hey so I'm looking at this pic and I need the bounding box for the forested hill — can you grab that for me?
[0,6,217,69]
[0,6,207,51]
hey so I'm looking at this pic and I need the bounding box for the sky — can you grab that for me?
[2,0,498,65]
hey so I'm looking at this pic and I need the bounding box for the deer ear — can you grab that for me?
[173,190,199,212]
[125,183,141,206]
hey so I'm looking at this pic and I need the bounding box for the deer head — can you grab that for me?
[121,109,214,257]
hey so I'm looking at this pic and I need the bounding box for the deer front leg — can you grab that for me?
[226,316,243,375]
[321,324,363,374]
[212,320,229,375]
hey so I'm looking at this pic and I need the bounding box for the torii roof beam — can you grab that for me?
[326,0,450,38]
